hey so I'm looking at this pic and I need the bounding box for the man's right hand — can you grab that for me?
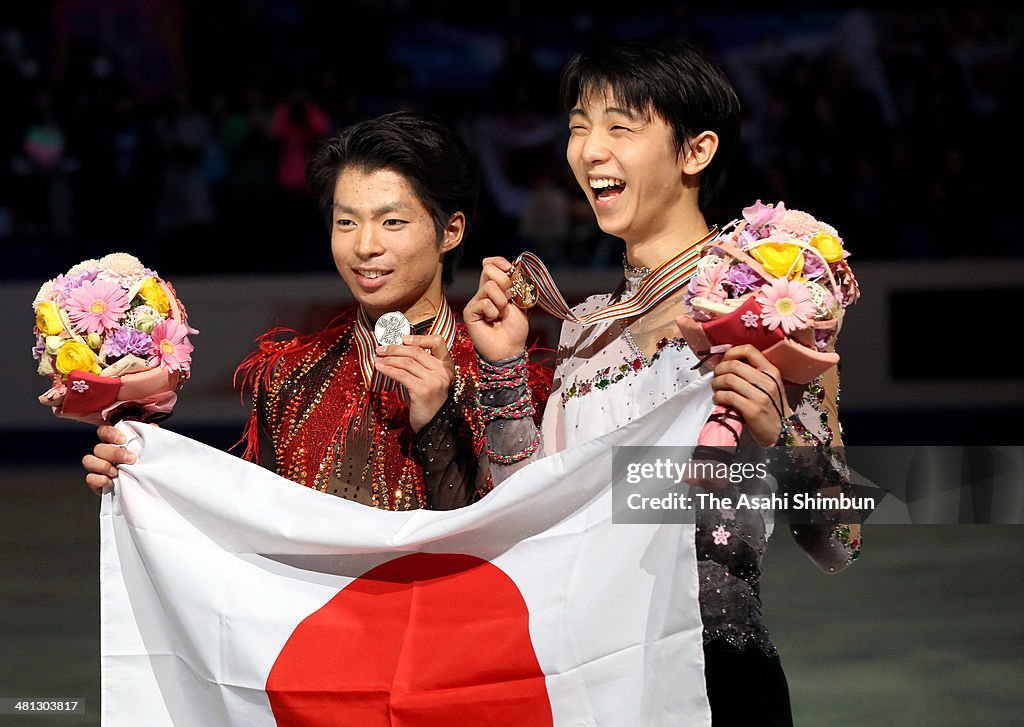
[82,424,137,496]
[463,256,530,362]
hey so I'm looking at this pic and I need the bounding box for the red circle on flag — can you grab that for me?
[266,552,553,726]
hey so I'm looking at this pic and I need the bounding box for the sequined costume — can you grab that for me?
[236,308,551,511]
[483,254,860,723]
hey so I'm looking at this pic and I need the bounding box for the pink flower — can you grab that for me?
[688,259,730,303]
[741,310,760,328]
[777,209,839,241]
[742,199,786,229]
[757,278,815,334]
[712,525,731,545]
[148,319,196,372]
[64,278,130,334]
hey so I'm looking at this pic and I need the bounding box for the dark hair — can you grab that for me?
[306,111,479,284]
[558,36,741,210]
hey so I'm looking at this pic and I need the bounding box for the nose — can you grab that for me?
[354,227,384,258]
[579,127,610,165]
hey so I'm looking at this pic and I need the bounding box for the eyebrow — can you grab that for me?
[569,106,642,121]
[332,201,408,217]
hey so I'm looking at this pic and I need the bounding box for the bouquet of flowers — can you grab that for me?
[32,252,198,425]
[676,200,859,487]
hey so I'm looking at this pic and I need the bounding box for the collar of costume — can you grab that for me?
[352,297,457,399]
[509,228,718,324]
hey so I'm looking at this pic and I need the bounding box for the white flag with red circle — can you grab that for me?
[101,389,713,726]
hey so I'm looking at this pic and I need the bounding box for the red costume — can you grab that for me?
[235,300,550,511]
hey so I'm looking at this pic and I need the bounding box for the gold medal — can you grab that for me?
[508,264,538,309]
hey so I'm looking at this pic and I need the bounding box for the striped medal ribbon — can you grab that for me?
[353,296,457,398]
[508,228,718,324]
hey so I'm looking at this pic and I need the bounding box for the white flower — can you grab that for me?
[66,259,100,276]
[44,335,66,355]
[806,281,839,320]
[127,304,162,334]
[696,253,727,276]
[32,279,56,312]
[97,252,147,287]
[776,209,839,242]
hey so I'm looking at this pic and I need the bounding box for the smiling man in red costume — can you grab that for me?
[84,111,550,511]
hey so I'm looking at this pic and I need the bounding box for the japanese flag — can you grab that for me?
[101,389,713,726]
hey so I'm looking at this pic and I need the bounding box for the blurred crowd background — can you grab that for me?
[2,1,1020,280]
[3,9,1022,725]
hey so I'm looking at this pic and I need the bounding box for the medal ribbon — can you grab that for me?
[353,296,457,397]
[511,228,718,324]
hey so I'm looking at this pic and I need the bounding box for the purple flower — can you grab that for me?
[735,229,761,249]
[802,251,826,280]
[32,335,45,361]
[725,263,763,295]
[105,326,152,358]
[56,270,98,303]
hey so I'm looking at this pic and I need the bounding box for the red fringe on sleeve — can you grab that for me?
[231,310,357,463]
[230,326,308,463]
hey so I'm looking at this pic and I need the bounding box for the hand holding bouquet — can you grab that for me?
[32,253,198,425]
[676,201,859,487]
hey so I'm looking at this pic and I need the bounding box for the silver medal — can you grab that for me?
[374,311,411,346]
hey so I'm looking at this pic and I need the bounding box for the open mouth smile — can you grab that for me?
[589,176,626,203]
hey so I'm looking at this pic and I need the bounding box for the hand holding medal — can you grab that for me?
[367,304,460,433]
[462,256,532,363]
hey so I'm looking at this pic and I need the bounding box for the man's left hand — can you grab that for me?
[710,344,791,446]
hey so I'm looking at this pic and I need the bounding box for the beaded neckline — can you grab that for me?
[622,253,652,281]
[621,254,653,302]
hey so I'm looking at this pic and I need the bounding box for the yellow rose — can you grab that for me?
[751,242,805,279]
[36,301,65,335]
[811,232,845,263]
[138,277,171,316]
[56,340,101,376]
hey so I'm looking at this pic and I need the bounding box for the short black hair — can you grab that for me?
[306,111,480,284]
[559,37,741,210]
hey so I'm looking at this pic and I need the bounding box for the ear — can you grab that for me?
[681,131,719,175]
[440,211,466,254]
